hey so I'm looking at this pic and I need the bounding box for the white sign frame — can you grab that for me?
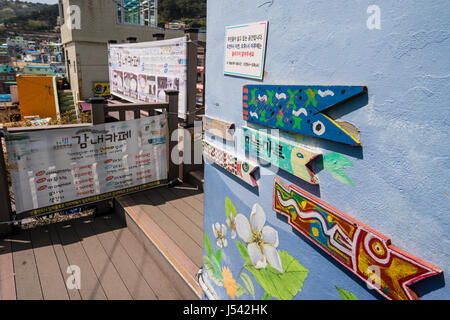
[6,116,168,215]
[108,37,188,118]
[224,21,269,80]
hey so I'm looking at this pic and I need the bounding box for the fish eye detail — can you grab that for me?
[312,120,326,136]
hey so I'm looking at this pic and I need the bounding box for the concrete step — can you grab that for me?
[113,184,204,299]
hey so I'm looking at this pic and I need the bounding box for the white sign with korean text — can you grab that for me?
[108,37,188,118]
[6,116,167,215]
[224,21,268,80]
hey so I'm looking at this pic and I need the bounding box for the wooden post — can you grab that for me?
[0,133,13,235]
[166,90,181,183]
[90,98,109,214]
[185,28,199,125]
[90,97,106,125]
[153,33,165,41]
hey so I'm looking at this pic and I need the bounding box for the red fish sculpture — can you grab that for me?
[273,177,442,300]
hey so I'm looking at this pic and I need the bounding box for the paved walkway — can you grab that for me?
[0,212,199,300]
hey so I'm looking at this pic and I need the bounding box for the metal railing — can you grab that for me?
[0,90,181,234]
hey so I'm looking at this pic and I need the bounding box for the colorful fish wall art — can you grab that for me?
[203,140,259,187]
[243,126,321,184]
[273,177,442,300]
[202,115,235,142]
[243,85,367,146]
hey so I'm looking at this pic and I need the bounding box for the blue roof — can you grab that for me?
[26,65,51,69]
[0,65,14,73]
[0,94,11,102]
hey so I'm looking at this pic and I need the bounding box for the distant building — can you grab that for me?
[23,50,42,63]
[59,0,204,101]
[22,65,56,76]
[7,36,28,48]
[50,63,66,78]
[0,46,11,64]
[0,65,16,94]
[165,22,187,30]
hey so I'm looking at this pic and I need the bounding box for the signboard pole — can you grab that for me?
[90,98,110,215]
[185,29,199,125]
[166,90,181,183]
[91,98,106,125]
[0,133,13,235]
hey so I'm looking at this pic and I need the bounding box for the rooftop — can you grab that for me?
[0,65,15,73]
[25,65,52,69]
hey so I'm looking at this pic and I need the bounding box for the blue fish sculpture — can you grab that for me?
[243,85,367,146]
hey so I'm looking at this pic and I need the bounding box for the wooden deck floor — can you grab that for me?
[116,184,204,297]
[0,212,199,300]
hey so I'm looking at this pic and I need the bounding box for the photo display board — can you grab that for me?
[6,116,168,216]
[108,37,188,118]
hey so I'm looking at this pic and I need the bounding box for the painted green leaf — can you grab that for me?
[210,254,222,276]
[215,249,222,266]
[335,286,358,300]
[330,169,355,186]
[236,283,248,298]
[225,196,237,220]
[204,232,214,258]
[261,292,271,300]
[322,153,354,171]
[203,255,223,286]
[236,241,252,265]
[240,273,255,299]
[237,245,309,300]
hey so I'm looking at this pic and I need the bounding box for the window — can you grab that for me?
[0,76,5,80]
[116,0,157,27]
[7,76,14,80]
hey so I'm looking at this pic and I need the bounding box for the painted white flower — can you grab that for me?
[235,203,283,273]
[225,216,237,239]
[212,223,228,248]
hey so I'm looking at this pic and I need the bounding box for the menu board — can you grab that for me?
[224,21,268,80]
[6,115,168,216]
[108,37,187,118]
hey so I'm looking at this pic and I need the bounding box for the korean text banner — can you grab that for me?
[108,37,187,118]
[6,115,168,215]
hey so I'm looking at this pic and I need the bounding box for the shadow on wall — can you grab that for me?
[208,161,260,197]
[307,92,369,160]
[411,273,446,299]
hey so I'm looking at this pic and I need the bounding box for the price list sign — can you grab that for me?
[224,21,268,80]
[6,115,168,216]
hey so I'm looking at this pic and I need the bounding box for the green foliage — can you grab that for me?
[225,196,237,220]
[203,255,223,286]
[204,231,214,257]
[261,292,271,300]
[335,286,359,300]
[236,283,247,298]
[215,249,222,266]
[203,232,223,286]
[2,2,58,32]
[236,241,309,300]
[159,0,206,29]
[0,0,50,23]
[240,273,255,299]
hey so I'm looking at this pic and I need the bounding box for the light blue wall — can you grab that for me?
[203,0,449,300]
